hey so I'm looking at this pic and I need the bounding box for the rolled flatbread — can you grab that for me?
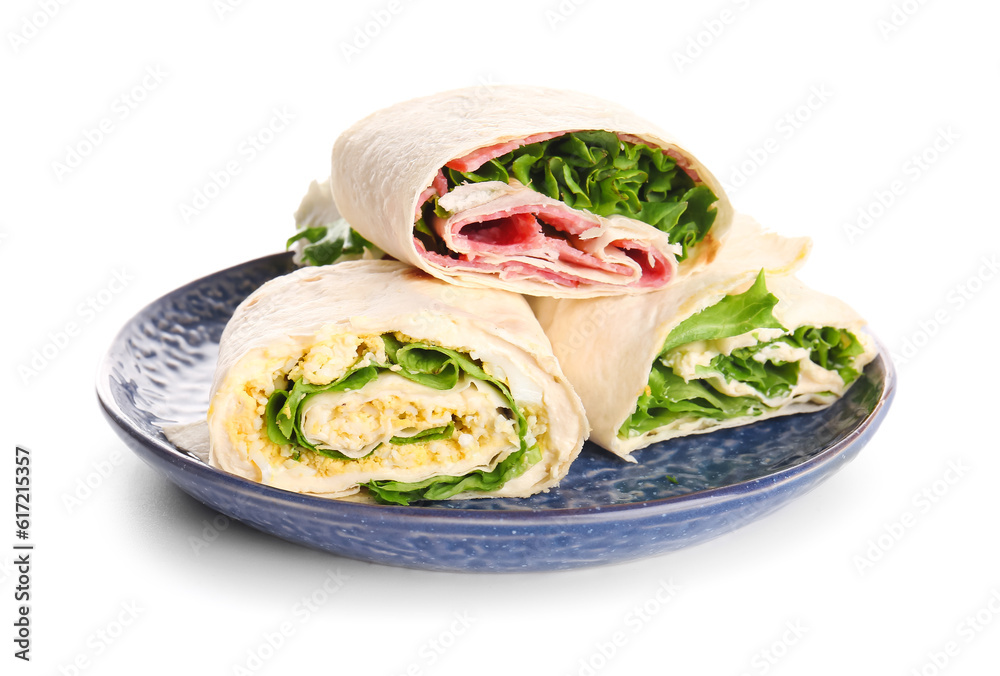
[328,85,733,297]
[535,215,877,460]
[207,260,587,503]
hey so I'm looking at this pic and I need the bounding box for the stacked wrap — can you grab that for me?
[323,86,733,297]
[535,216,878,460]
[207,260,587,502]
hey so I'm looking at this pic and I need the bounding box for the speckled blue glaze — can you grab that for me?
[97,253,896,572]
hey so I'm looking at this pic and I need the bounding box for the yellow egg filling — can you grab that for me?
[220,334,545,483]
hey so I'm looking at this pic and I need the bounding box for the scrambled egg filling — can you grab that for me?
[287,334,388,386]
[225,334,540,480]
[300,374,517,458]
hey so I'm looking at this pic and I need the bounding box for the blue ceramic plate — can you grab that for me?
[97,253,896,572]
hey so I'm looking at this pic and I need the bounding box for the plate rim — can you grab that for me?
[96,252,897,525]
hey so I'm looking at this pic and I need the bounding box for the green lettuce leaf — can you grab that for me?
[444,131,718,260]
[262,334,535,504]
[364,444,542,505]
[702,344,800,399]
[619,272,867,438]
[365,335,532,505]
[287,218,383,266]
[413,198,453,258]
[621,364,765,435]
[389,423,455,446]
[264,364,381,460]
[660,270,785,353]
[783,326,865,383]
[264,390,292,445]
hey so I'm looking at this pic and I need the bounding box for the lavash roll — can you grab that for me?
[208,260,587,501]
[329,85,733,297]
[534,215,878,460]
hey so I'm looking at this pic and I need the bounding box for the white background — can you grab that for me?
[3,0,999,674]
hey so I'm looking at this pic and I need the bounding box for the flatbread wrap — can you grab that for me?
[534,215,878,460]
[207,260,587,503]
[311,86,732,297]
